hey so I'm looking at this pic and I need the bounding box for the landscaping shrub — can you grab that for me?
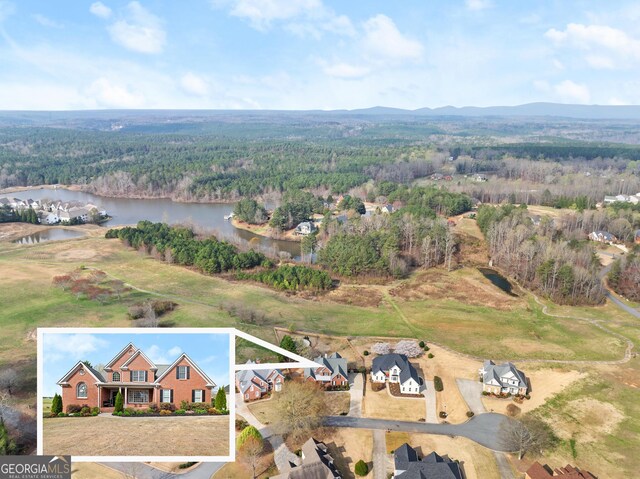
[181,400,190,411]
[433,376,444,392]
[125,407,136,415]
[428,353,434,359]
[123,411,131,416]
[237,425,262,448]
[91,407,100,415]
[51,394,63,416]
[57,412,67,417]
[66,404,82,414]
[191,402,209,410]
[215,388,227,412]
[482,391,489,396]
[424,346,430,351]
[80,406,91,416]
[159,409,172,416]
[175,409,186,415]
[363,350,369,356]
[159,402,174,411]
[114,390,124,413]
[178,462,197,470]
[208,407,218,415]
[419,341,425,348]
[148,404,159,413]
[506,403,521,417]
[236,418,249,431]
[355,460,368,476]
[439,411,447,419]
[466,411,474,418]
[194,408,208,415]
[358,366,366,374]
[371,382,385,392]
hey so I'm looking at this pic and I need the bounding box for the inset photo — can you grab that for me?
[38,328,233,461]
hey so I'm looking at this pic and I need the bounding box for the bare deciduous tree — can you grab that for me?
[500,416,554,460]
[0,369,19,396]
[272,381,328,442]
[238,436,264,479]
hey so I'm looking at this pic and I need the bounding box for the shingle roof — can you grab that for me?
[304,352,348,381]
[272,438,341,479]
[372,354,420,386]
[482,360,527,389]
[236,363,283,394]
[394,445,463,479]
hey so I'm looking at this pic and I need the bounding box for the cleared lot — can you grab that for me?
[43,416,229,457]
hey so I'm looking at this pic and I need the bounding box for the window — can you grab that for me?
[160,390,171,403]
[193,390,203,402]
[128,390,149,404]
[76,382,87,399]
[131,370,146,382]
[112,372,121,382]
[177,366,188,380]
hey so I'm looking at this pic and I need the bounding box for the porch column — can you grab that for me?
[124,386,128,406]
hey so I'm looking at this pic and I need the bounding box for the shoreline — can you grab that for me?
[231,217,302,243]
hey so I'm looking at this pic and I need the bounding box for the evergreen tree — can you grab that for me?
[236,425,263,449]
[0,419,17,455]
[51,393,63,415]
[279,335,297,361]
[215,388,227,412]
[114,390,124,413]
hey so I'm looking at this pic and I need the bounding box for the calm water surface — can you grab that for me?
[2,188,301,259]
[12,229,85,244]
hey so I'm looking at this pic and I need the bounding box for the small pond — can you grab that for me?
[12,229,85,244]
[478,267,518,297]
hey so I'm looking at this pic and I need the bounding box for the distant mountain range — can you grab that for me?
[2,102,640,125]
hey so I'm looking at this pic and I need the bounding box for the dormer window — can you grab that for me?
[112,372,121,382]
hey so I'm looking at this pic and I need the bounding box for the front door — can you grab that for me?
[109,389,118,406]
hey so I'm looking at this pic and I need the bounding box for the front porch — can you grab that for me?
[99,386,157,411]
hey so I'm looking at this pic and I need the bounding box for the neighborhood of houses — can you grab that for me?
[56,343,216,412]
[603,192,640,205]
[0,196,107,224]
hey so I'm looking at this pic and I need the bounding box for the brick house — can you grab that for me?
[303,352,349,388]
[56,343,216,412]
[525,461,597,479]
[235,361,284,402]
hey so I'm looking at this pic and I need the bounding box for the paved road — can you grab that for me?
[372,429,388,479]
[456,379,486,415]
[422,380,437,423]
[348,372,363,418]
[323,414,514,452]
[606,291,640,319]
[493,452,516,479]
[102,462,224,479]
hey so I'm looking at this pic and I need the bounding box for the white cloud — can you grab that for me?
[86,77,144,108]
[225,0,321,31]
[466,0,493,11]
[181,72,209,96]
[107,1,166,54]
[0,0,15,23]
[33,14,63,29]
[44,334,110,362]
[90,1,112,19]
[554,80,591,104]
[533,80,551,92]
[362,14,423,63]
[323,62,370,79]
[144,345,182,364]
[552,58,564,70]
[545,23,640,68]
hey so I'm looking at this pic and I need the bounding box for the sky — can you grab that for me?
[41,332,230,397]
[0,0,639,110]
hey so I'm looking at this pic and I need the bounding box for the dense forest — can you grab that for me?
[608,254,640,301]
[477,205,605,305]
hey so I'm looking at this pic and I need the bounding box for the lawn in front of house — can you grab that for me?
[362,381,424,422]
[42,415,229,456]
[247,391,350,426]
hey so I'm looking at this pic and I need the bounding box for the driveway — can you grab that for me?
[606,291,640,319]
[372,429,388,479]
[422,380,437,423]
[323,413,513,452]
[103,462,223,479]
[348,372,363,417]
[456,379,486,415]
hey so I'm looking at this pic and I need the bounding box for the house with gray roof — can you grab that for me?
[272,437,341,479]
[304,352,348,388]
[371,353,422,394]
[479,360,528,396]
[394,444,463,479]
[235,361,284,401]
[588,230,617,244]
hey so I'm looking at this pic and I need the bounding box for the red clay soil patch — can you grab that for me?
[389,382,423,398]
[389,269,519,311]
[324,286,383,308]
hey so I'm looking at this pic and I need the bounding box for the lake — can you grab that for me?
[12,229,86,244]
[1,188,301,259]
[477,267,518,296]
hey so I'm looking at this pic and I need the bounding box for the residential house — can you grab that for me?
[370,353,422,394]
[272,437,341,479]
[294,221,317,236]
[525,461,597,479]
[304,352,348,388]
[474,173,488,182]
[38,211,59,225]
[236,361,284,401]
[603,193,640,205]
[381,204,394,214]
[588,231,617,244]
[56,343,216,412]
[479,360,528,395]
[394,444,463,479]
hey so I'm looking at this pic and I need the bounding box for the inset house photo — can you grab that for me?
[39,329,232,460]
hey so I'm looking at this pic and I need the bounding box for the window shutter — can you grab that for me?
[145,371,148,382]
[170,390,173,403]
[130,371,133,382]
[191,390,195,402]
[187,366,190,380]
[176,367,179,379]
[202,390,205,403]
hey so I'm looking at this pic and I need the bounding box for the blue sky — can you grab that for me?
[41,332,230,397]
[0,0,639,109]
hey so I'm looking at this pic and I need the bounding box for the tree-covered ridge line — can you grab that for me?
[104,221,333,291]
